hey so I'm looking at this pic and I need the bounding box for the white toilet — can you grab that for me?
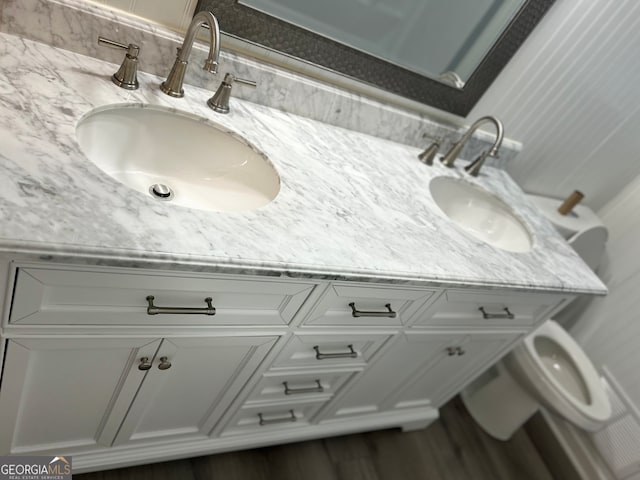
[461,194,611,440]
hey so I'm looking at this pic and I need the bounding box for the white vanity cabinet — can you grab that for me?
[0,260,572,472]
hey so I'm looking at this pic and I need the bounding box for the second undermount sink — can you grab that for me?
[430,176,532,253]
[76,105,280,212]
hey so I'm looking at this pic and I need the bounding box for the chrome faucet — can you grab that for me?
[440,116,504,176]
[160,11,221,98]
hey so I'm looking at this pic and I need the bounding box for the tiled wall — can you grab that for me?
[94,0,197,31]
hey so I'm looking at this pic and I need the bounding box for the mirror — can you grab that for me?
[195,0,556,116]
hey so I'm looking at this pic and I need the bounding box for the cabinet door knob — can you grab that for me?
[446,347,457,356]
[138,357,152,370]
[456,347,466,356]
[158,356,172,370]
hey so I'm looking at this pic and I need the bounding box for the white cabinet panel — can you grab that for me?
[0,337,161,455]
[114,335,278,445]
[389,331,521,409]
[9,265,316,326]
[413,289,569,328]
[320,330,521,422]
[302,282,436,326]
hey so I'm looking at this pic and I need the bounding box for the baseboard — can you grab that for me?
[534,409,616,480]
[71,407,439,474]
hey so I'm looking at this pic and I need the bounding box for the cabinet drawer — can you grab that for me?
[220,399,325,436]
[9,265,316,326]
[246,368,358,404]
[272,333,392,369]
[302,282,436,326]
[414,289,570,328]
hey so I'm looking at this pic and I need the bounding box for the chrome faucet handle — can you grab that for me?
[207,73,257,114]
[98,36,140,90]
[418,141,441,166]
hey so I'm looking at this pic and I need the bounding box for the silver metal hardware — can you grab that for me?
[146,295,216,316]
[349,302,396,318]
[283,380,324,395]
[207,73,257,114]
[258,410,297,426]
[314,345,358,360]
[149,183,174,201]
[161,11,221,98]
[158,356,172,370]
[479,306,515,320]
[138,357,152,371]
[440,116,504,172]
[98,36,140,90]
[418,141,440,166]
[447,346,466,356]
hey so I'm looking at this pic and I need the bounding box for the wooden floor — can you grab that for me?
[77,397,555,480]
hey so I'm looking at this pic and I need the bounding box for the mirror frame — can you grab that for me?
[195,0,556,116]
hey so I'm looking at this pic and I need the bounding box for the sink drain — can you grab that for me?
[149,183,174,201]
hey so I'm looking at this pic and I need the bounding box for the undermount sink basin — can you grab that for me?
[429,176,532,253]
[76,105,280,212]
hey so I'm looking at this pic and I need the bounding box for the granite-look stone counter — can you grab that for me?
[0,32,607,295]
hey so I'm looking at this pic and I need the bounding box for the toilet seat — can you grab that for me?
[508,320,610,431]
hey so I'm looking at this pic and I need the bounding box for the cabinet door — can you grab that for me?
[0,337,161,455]
[114,335,278,445]
[320,331,520,422]
[319,333,453,421]
[388,331,521,410]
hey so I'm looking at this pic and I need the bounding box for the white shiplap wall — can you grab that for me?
[471,0,640,210]
[570,175,640,477]
[572,175,640,404]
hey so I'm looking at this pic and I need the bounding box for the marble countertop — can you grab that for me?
[0,32,607,294]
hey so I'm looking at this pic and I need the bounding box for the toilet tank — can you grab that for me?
[526,194,608,271]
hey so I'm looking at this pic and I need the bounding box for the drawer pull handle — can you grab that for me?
[146,295,216,316]
[283,380,324,395]
[258,410,297,426]
[314,344,358,360]
[349,302,396,318]
[479,306,514,320]
[138,357,152,371]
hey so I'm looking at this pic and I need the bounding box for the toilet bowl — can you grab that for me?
[462,319,611,440]
[511,319,610,424]
[461,194,611,440]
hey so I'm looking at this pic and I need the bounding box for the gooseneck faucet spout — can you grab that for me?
[161,11,221,98]
[440,116,504,176]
